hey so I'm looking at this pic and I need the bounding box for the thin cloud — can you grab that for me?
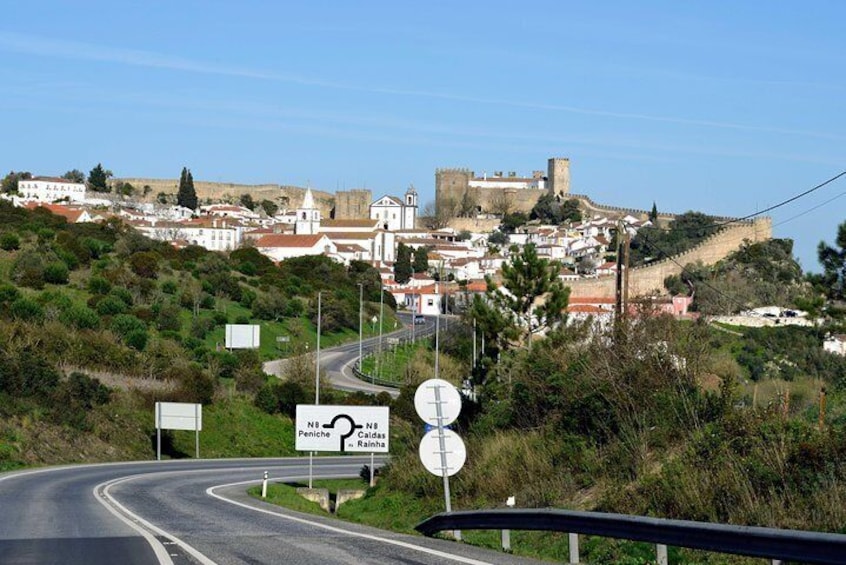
[1,30,842,142]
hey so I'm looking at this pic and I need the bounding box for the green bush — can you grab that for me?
[96,295,128,316]
[87,275,112,295]
[44,262,69,284]
[10,297,44,321]
[0,232,20,251]
[61,305,100,330]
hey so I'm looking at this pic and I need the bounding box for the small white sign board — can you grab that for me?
[225,324,260,349]
[414,378,462,427]
[154,402,202,460]
[296,405,389,453]
[419,428,466,477]
[155,402,202,431]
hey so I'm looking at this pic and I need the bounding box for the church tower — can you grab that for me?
[403,184,418,229]
[295,188,321,235]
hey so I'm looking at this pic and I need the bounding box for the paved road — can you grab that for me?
[263,313,440,396]
[0,457,545,565]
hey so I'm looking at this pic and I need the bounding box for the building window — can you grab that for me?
[427,299,434,306]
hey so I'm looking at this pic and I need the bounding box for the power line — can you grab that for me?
[710,170,846,228]
[773,189,846,228]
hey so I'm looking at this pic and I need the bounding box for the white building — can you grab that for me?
[254,234,337,262]
[295,188,321,235]
[824,335,846,356]
[369,186,418,231]
[133,217,243,251]
[18,176,86,203]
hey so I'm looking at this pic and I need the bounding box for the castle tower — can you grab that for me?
[435,168,473,211]
[403,184,418,229]
[295,188,321,235]
[547,157,570,196]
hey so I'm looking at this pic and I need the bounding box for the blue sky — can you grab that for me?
[2,1,844,271]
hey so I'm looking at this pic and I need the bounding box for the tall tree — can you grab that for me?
[394,243,413,284]
[2,171,31,193]
[177,167,198,210]
[413,246,429,274]
[815,220,846,301]
[649,201,659,223]
[62,169,85,184]
[474,243,569,348]
[87,163,112,192]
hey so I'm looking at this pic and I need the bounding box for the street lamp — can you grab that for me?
[378,280,384,383]
[358,283,363,365]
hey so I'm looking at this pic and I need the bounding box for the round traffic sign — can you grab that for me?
[414,378,461,426]
[418,428,466,477]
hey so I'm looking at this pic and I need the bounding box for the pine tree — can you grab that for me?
[87,163,111,192]
[413,246,429,274]
[649,202,658,223]
[394,243,412,284]
[177,167,198,210]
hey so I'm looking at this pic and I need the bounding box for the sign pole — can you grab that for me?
[370,452,375,487]
[156,406,161,461]
[433,383,460,540]
[309,292,322,489]
[195,403,200,459]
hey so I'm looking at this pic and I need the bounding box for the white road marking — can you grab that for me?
[207,479,494,565]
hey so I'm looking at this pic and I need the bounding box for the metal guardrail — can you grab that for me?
[352,359,401,389]
[415,508,846,565]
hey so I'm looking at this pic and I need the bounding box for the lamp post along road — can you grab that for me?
[309,291,322,489]
[378,280,384,383]
[358,283,363,364]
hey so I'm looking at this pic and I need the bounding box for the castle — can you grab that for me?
[435,157,571,216]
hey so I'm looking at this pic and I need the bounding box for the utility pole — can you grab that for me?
[358,283,363,364]
[378,280,384,383]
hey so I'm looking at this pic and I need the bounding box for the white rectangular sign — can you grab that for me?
[225,324,260,349]
[155,402,202,431]
[296,405,389,453]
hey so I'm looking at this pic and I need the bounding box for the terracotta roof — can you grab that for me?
[255,234,326,248]
[321,219,380,228]
[335,243,367,253]
[24,202,86,222]
[568,305,610,314]
[325,232,375,240]
[568,296,616,305]
[30,176,82,184]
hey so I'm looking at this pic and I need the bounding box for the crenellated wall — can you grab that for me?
[114,178,335,215]
[566,217,772,298]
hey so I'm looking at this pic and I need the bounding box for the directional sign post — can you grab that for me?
[155,402,202,461]
[296,405,390,453]
[415,378,464,540]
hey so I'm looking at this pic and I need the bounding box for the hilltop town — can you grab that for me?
[4,157,772,322]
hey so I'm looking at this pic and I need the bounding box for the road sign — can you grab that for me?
[155,402,202,460]
[419,428,466,477]
[295,405,390,453]
[414,378,462,426]
[155,402,202,431]
[387,337,400,345]
[276,335,290,343]
[225,324,260,349]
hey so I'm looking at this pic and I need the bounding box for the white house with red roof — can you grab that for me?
[18,176,86,203]
[254,233,337,262]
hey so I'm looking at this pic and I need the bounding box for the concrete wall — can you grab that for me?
[566,217,773,298]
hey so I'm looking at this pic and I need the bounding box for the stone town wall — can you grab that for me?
[335,189,372,219]
[566,217,773,299]
[114,178,335,215]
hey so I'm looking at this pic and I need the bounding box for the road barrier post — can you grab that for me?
[261,471,268,498]
[657,543,668,565]
[569,532,579,564]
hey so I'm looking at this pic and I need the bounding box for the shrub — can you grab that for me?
[110,287,134,307]
[111,314,146,338]
[60,305,100,330]
[10,297,43,321]
[88,275,112,295]
[124,329,148,351]
[160,280,178,295]
[129,251,159,279]
[156,303,183,332]
[96,295,128,316]
[11,250,45,289]
[0,232,20,251]
[0,283,20,304]
[212,311,228,326]
[44,262,69,284]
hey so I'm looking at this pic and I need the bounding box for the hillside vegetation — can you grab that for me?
[0,201,393,469]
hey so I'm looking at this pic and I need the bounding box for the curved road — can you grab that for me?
[264,313,440,396]
[0,457,544,564]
